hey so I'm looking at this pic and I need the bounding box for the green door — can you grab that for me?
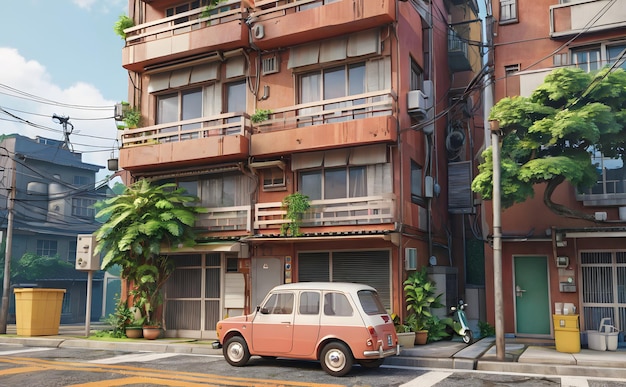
[514,256,551,335]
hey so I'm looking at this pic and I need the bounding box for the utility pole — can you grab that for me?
[52,114,74,152]
[0,152,16,334]
[490,121,505,361]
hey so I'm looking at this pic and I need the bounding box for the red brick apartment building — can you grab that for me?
[485,0,626,338]
[116,0,483,338]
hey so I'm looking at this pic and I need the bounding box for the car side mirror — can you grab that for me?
[259,307,270,314]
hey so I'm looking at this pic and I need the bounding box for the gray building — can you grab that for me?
[0,134,110,323]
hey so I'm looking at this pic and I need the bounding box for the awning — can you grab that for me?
[161,242,241,254]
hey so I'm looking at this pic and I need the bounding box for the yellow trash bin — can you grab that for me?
[14,288,66,336]
[553,314,580,353]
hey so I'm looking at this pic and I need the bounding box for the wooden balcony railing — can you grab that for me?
[197,205,252,232]
[253,90,395,133]
[121,113,249,147]
[124,0,244,46]
[254,194,395,230]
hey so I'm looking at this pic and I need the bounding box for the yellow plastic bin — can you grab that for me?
[14,288,66,336]
[553,314,580,353]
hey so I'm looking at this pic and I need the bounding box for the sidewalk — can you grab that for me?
[1,324,625,379]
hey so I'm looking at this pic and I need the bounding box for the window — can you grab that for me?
[72,197,96,218]
[157,88,203,141]
[225,80,246,128]
[358,290,387,315]
[68,240,77,265]
[582,146,625,195]
[299,291,320,315]
[37,240,58,257]
[571,44,626,73]
[500,0,517,23]
[226,256,238,272]
[411,160,423,204]
[504,64,520,76]
[323,292,353,316]
[410,58,423,91]
[263,292,294,314]
[263,167,286,190]
[73,176,90,186]
[300,166,366,201]
[571,48,601,72]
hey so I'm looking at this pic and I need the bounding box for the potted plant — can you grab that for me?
[250,108,273,124]
[122,106,142,129]
[113,14,134,40]
[280,192,311,236]
[403,267,444,344]
[94,180,208,339]
[392,313,415,348]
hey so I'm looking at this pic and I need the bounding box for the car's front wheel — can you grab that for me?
[320,342,353,377]
[223,336,251,367]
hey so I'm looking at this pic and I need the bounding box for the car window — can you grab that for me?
[323,292,353,316]
[358,290,387,315]
[263,292,294,314]
[299,291,320,315]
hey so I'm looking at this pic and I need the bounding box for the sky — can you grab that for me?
[0,0,129,185]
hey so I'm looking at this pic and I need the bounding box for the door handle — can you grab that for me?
[516,285,526,297]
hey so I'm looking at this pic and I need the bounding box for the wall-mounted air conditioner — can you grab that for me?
[405,248,418,270]
[407,90,427,119]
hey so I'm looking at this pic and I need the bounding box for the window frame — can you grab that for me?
[298,165,367,201]
[36,239,58,257]
[499,0,518,24]
[410,160,424,205]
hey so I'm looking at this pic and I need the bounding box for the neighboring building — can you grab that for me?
[118,0,483,338]
[484,0,626,337]
[0,134,107,323]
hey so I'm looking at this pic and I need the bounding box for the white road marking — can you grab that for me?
[399,371,453,387]
[89,352,180,364]
[561,376,589,387]
[0,347,55,355]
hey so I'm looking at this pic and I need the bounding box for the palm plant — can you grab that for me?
[94,179,207,328]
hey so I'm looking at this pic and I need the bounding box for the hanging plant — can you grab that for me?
[280,192,310,236]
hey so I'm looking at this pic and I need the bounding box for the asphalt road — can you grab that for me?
[0,344,624,386]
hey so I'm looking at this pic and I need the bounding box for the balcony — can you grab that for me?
[122,1,248,72]
[577,179,626,207]
[448,29,472,73]
[550,0,626,38]
[119,113,250,172]
[254,194,396,232]
[197,205,252,233]
[250,90,397,157]
[249,0,395,50]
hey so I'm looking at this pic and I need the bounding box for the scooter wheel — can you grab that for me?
[462,330,473,344]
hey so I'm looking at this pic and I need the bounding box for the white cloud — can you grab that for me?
[72,0,97,10]
[73,0,127,14]
[0,48,121,185]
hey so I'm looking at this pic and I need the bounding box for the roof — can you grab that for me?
[269,282,377,293]
[5,134,102,172]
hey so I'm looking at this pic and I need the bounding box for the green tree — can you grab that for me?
[472,67,626,220]
[94,179,207,326]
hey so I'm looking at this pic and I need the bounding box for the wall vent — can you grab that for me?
[448,161,474,213]
[262,55,279,75]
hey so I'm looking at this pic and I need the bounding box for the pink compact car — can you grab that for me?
[216,282,399,376]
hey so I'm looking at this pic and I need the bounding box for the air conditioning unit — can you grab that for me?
[405,248,418,270]
[407,90,427,119]
[253,24,265,39]
[75,234,100,271]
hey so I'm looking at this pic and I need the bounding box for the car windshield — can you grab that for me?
[357,290,387,315]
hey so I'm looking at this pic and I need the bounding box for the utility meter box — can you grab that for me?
[75,234,99,271]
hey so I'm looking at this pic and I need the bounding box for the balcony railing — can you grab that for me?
[254,194,395,230]
[121,112,249,148]
[253,90,395,133]
[576,179,626,206]
[197,205,252,232]
[550,0,626,37]
[124,0,244,46]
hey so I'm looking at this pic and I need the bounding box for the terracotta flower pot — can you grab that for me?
[125,326,143,339]
[415,330,428,345]
[142,326,162,340]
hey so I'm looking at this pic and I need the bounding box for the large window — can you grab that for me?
[157,88,203,140]
[72,197,96,218]
[37,240,58,257]
[571,44,626,72]
[581,146,626,195]
[177,173,251,208]
[300,166,366,201]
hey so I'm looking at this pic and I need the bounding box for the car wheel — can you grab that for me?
[358,358,384,369]
[223,336,251,367]
[320,342,353,377]
[462,330,474,345]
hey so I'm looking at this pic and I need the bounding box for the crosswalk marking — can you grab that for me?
[561,376,589,387]
[88,352,180,364]
[0,347,54,355]
[400,371,453,387]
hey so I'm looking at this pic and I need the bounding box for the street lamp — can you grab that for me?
[490,120,505,361]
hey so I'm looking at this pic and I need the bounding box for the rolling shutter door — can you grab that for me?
[332,250,390,309]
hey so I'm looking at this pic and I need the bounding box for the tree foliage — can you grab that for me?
[94,179,207,325]
[472,67,626,219]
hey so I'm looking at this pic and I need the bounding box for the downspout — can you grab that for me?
[394,3,404,315]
